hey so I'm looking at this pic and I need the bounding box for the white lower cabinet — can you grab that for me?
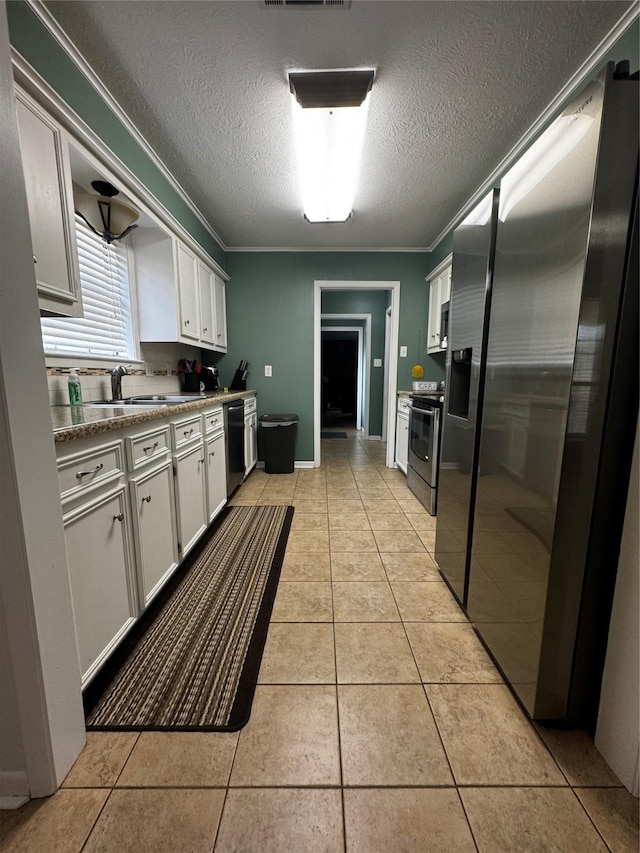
[130,459,179,607]
[244,411,257,475]
[206,431,227,522]
[396,411,409,474]
[63,484,137,686]
[173,440,208,558]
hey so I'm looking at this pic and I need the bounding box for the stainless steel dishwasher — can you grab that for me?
[223,399,245,496]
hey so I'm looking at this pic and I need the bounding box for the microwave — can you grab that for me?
[440,301,450,349]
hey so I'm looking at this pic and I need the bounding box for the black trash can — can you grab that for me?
[259,414,298,474]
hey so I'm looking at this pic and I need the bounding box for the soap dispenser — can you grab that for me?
[68,368,83,405]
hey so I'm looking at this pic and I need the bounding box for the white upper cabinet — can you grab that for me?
[176,241,200,341]
[212,274,227,351]
[15,92,82,317]
[427,260,452,354]
[134,228,227,352]
[198,260,215,345]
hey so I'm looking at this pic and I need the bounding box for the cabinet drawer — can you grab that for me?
[171,413,203,450]
[126,426,170,472]
[397,396,411,416]
[203,406,224,435]
[243,395,257,415]
[58,441,123,502]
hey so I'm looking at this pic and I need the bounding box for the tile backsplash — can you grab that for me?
[47,367,182,405]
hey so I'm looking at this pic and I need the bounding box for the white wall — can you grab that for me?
[0,4,85,801]
[595,422,639,796]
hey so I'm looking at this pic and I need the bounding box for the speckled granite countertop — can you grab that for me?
[51,390,255,443]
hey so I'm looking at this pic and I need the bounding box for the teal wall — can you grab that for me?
[6,0,226,268]
[220,252,440,461]
[321,290,386,436]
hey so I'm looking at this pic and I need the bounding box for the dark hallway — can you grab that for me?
[321,332,358,431]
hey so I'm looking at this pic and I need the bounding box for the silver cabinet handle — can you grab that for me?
[203,327,208,333]
[113,512,124,522]
[76,463,103,479]
[33,254,38,264]
[210,418,218,426]
[425,455,429,461]
[184,319,190,326]
[217,333,222,338]
[209,450,215,457]
[142,495,152,503]
[199,457,205,464]
[142,441,159,453]
[184,428,194,437]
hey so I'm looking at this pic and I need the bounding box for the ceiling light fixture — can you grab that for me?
[74,180,139,244]
[289,70,374,223]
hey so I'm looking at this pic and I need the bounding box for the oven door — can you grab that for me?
[408,404,440,488]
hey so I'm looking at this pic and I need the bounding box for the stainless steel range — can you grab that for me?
[406,394,443,515]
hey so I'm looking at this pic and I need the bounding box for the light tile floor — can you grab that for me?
[1,434,638,852]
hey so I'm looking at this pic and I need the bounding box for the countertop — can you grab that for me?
[51,390,256,443]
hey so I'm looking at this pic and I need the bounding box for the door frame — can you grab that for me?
[314,280,400,468]
[382,305,392,442]
[321,321,366,432]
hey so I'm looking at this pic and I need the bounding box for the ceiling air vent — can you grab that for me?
[262,0,351,8]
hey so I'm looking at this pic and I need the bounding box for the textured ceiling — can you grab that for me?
[44,0,632,250]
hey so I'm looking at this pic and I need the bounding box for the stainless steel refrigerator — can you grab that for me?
[435,62,638,727]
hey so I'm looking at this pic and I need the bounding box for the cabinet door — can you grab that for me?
[63,485,136,686]
[130,460,179,607]
[198,260,215,345]
[173,441,208,557]
[206,432,227,522]
[176,241,200,341]
[16,95,82,317]
[427,277,441,353]
[245,412,257,474]
[396,413,409,474]
[213,275,227,350]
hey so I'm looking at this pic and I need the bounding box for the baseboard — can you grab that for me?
[0,795,30,810]
[0,769,29,806]
[254,461,315,470]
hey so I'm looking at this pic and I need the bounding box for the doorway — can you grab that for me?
[314,280,400,467]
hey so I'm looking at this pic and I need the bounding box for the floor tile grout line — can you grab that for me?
[329,543,348,853]
[567,785,617,853]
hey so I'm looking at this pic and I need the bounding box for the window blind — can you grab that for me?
[41,217,135,359]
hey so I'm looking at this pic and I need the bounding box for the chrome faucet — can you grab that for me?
[111,364,128,401]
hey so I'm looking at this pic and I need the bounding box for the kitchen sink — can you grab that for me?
[84,395,207,407]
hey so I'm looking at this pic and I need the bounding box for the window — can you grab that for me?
[41,216,136,359]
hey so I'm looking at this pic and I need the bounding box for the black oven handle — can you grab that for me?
[407,403,437,417]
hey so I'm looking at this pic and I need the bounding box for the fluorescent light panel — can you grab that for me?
[290,70,373,223]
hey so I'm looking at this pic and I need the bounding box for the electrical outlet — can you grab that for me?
[373,358,382,367]
[145,362,154,376]
[265,365,272,377]
[400,346,408,357]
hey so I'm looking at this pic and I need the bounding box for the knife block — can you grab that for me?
[229,370,246,391]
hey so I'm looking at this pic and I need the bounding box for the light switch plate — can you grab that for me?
[373,358,382,367]
[265,365,272,377]
[400,346,408,357]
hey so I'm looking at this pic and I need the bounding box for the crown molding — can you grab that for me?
[225,245,430,253]
[427,2,640,253]
[25,0,228,253]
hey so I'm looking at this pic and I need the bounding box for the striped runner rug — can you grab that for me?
[85,505,293,731]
